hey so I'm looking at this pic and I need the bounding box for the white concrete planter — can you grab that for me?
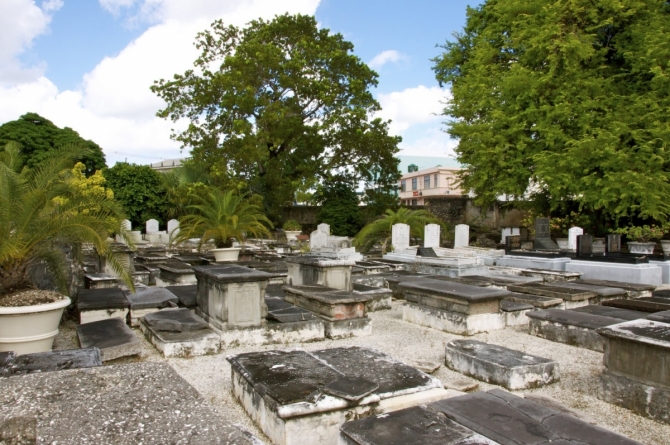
[212,247,241,262]
[285,231,301,241]
[627,242,656,255]
[661,240,670,255]
[556,238,569,250]
[0,296,71,355]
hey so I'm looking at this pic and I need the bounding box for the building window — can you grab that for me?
[411,177,417,190]
[434,174,439,187]
[412,199,418,206]
[424,175,430,189]
[400,180,406,192]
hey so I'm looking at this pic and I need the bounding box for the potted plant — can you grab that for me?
[614,225,665,255]
[0,143,134,355]
[172,189,273,262]
[283,220,302,241]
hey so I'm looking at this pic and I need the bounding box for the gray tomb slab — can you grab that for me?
[603,298,670,313]
[143,308,209,332]
[77,287,129,311]
[0,349,102,375]
[165,284,198,307]
[500,300,534,312]
[577,234,593,256]
[504,293,564,309]
[125,286,179,309]
[0,362,256,445]
[417,247,437,257]
[398,280,510,308]
[648,310,670,323]
[576,278,655,293]
[572,305,648,321]
[507,283,596,302]
[339,404,497,445]
[429,389,642,445]
[527,309,625,330]
[265,296,315,323]
[76,318,142,361]
[444,339,559,390]
[652,289,670,299]
[323,376,379,401]
[265,283,286,298]
[547,281,626,298]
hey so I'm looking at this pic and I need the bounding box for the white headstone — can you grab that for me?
[454,224,470,248]
[568,227,584,250]
[167,219,179,233]
[424,224,441,248]
[121,219,131,231]
[392,223,410,251]
[317,223,331,235]
[146,219,159,234]
[310,230,328,250]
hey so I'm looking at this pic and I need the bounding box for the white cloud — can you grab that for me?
[368,49,405,70]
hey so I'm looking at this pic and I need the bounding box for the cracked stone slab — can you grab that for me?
[165,284,198,307]
[603,298,670,313]
[125,287,178,309]
[76,318,141,361]
[192,264,272,283]
[507,283,596,302]
[548,281,627,297]
[143,308,209,332]
[0,349,101,375]
[430,389,642,445]
[503,292,563,309]
[648,310,670,323]
[443,378,479,392]
[323,376,379,401]
[572,305,647,321]
[526,309,624,330]
[77,287,129,311]
[500,300,533,312]
[0,362,256,444]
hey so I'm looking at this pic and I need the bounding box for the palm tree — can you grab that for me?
[353,207,446,253]
[172,189,273,250]
[0,143,134,297]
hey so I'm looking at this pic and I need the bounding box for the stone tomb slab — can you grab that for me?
[227,346,448,445]
[547,281,627,298]
[575,278,654,297]
[339,404,497,445]
[157,260,197,285]
[0,348,102,375]
[140,308,219,358]
[526,309,625,352]
[506,282,596,305]
[352,283,393,311]
[445,339,559,390]
[572,305,647,321]
[265,297,316,323]
[648,310,670,323]
[165,284,198,307]
[429,389,642,445]
[286,256,355,291]
[503,292,564,309]
[126,287,179,326]
[77,287,129,324]
[83,272,119,289]
[0,362,256,444]
[76,318,142,361]
[603,297,670,313]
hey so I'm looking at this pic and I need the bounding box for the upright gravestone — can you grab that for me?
[317,223,331,236]
[146,219,159,234]
[310,230,328,251]
[568,227,584,251]
[167,219,179,234]
[534,218,559,250]
[391,223,410,251]
[424,224,441,249]
[606,234,621,253]
[454,224,470,248]
[576,234,593,257]
[121,220,132,231]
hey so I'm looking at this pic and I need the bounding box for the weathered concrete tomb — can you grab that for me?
[76,318,142,361]
[445,339,559,390]
[125,286,178,326]
[156,260,197,286]
[227,346,452,445]
[286,256,355,290]
[139,308,219,357]
[77,287,129,324]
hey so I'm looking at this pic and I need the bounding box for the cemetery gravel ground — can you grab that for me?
[54,302,670,445]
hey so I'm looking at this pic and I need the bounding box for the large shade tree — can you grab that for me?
[152,14,401,221]
[433,0,670,222]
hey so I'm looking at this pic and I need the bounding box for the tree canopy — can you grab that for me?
[152,14,401,221]
[433,0,670,222]
[0,113,106,176]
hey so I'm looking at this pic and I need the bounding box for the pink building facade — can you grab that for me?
[398,166,464,206]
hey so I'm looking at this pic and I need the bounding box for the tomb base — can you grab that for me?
[139,320,219,358]
[210,318,325,348]
[324,317,371,339]
[527,317,606,352]
[598,371,670,425]
[495,256,570,271]
[79,308,129,325]
[565,260,662,286]
[402,303,506,336]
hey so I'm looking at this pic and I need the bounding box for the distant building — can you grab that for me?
[398,165,464,206]
[149,158,185,173]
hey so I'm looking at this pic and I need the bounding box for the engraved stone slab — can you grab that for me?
[392,223,410,251]
[454,224,469,248]
[424,224,441,248]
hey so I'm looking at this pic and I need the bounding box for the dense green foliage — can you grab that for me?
[433,0,670,221]
[315,177,363,236]
[103,163,169,230]
[0,143,132,296]
[172,189,273,249]
[152,14,401,222]
[0,113,106,176]
[160,160,215,219]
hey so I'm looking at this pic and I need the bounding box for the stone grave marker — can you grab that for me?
[592,237,606,254]
[534,218,560,250]
[520,227,529,241]
[500,227,520,243]
[576,234,593,257]
[424,224,441,248]
[568,226,583,250]
[310,229,328,250]
[146,219,159,234]
[167,219,179,234]
[506,235,522,251]
[454,224,469,248]
[121,219,131,231]
[391,223,410,251]
[607,234,621,253]
[317,223,330,235]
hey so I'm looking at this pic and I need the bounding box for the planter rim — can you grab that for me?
[627,241,657,245]
[0,296,71,315]
[211,247,241,251]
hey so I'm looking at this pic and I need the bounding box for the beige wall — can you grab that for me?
[398,166,463,205]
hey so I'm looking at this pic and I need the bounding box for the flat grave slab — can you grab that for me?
[76,318,142,361]
[648,310,670,323]
[227,346,449,445]
[0,362,256,444]
[83,272,119,289]
[445,340,559,390]
[399,280,510,314]
[126,287,179,326]
[652,289,670,299]
[339,404,497,445]
[157,260,197,285]
[507,282,596,302]
[527,309,625,351]
[165,284,198,307]
[265,282,287,298]
[503,292,563,309]
[566,261,662,286]
[266,296,315,323]
[140,308,218,357]
[0,348,102,375]
[283,285,371,320]
[77,287,129,324]
[500,300,534,326]
[603,297,670,313]
[576,278,655,297]
[429,389,642,445]
[572,305,647,321]
[486,274,544,285]
[547,281,627,298]
[352,283,393,311]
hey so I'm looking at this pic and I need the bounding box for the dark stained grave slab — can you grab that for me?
[0,348,102,375]
[339,404,494,445]
[575,279,655,292]
[500,300,534,312]
[430,389,641,445]
[504,292,563,308]
[265,297,315,323]
[547,281,626,297]
[597,318,670,346]
[165,284,198,307]
[143,308,208,332]
[265,282,286,298]
[323,376,379,401]
[652,289,670,299]
[125,286,178,309]
[192,264,272,283]
[607,234,622,253]
[265,296,293,312]
[77,287,129,311]
[398,280,510,303]
[417,247,438,257]
[0,362,255,444]
[526,309,624,330]
[648,310,670,323]
[0,351,15,368]
[507,283,596,302]
[572,305,647,321]
[283,285,372,305]
[603,298,670,313]
[483,274,544,285]
[76,318,141,361]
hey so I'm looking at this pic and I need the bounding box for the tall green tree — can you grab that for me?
[151,14,401,222]
[0,113,106,176]
[314,175,363,236]
[103,163,169,229]
[433,0,670,222]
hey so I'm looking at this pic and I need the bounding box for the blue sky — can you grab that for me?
[1,0,480,165]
